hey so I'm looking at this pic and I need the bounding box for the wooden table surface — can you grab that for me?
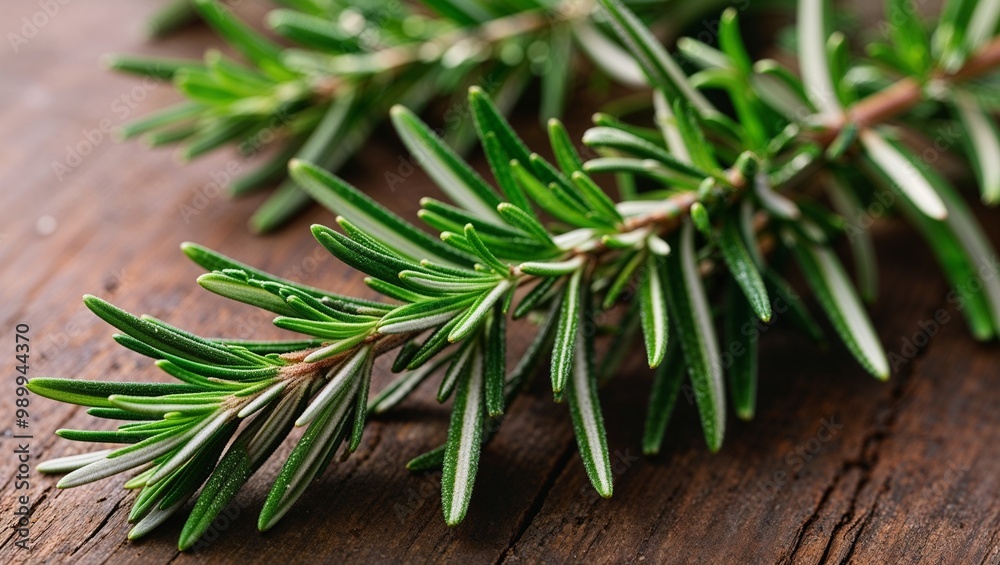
[1,1,998,563]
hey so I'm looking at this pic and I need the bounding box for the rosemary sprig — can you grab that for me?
[109,0,668,232]
[33,0,1000,549]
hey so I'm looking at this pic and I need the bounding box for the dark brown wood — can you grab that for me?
[1,1,998,563]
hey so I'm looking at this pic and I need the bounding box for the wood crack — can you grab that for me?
[494,439,577,564]
[784,299,940,564]
[70,495,126,557]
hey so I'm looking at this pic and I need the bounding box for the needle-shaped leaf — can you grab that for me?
[639,254,669,368]
[597,0,714,114]
[641,339,684,455]
[725,283,758,421]
[797,0,841,116]
[582,127,709,179]
[551,268,583,397]
[463,224,509,273]
[28,379,202,408]
[496,203,556,247]
[258,375,357,531]
[449,280,514,342]
[484,306,506,417]
[84,295,254,366]
[391,105,503,222]
[952,90,1000,204]
[663,222,726,452]
[290,159,472,265]
[785,227,889,379]
[718,214,772,322]
[860,129,947,220]
[566,316,613,497]
[825,172,878,302]
[441,345,484,526]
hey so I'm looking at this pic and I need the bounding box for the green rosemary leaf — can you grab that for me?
[370,355,449,414]
[272,317,376,341]
[725,283,758,421]
[468,86,533,172]
[406,444,446,472]
[510,161,597,228]
[391,105,504,221]
[517,256,584,277]
[104,54,203,80]
[582,127,709,179]
[398,271,498,295]
[56,428,152,444]
[482,132,532,213]
[797,0,841,116]
[964,0,1000,52]
[439,338,477,402]
[197,273,299,316]
[379,294,475,334]
[144,0,199,39]
[259,374,357,531]
[484,306,506,417]
[602,250,643,309]
[449,281,514,342]
[763,270,826,344]
[266,9,362,52]
[407,315,465,370]
[83,295,253,366]
[311,225,424,286]
[548,118,585,174]
[664,222,725,452]
[597,0,714,114]
[302,333,371,363]
[669,98,718,172]
[117,102,201,139]
[540,24,573,121]
[421,198,528,241]
[785,227,889,379]
[463,224,510,273]
[290,159,472,265]
[677,37,732,70]
[859,129,947,220]
[441,344,484,526]
[825,172,878,302]
[513,275,561,319]
[952,90,1000,204]
[181,243,387,313]
[641,339,683,455]
[349,356,374,452]
[507,295,562,394]
[86,408,158,421]
[566,311,613,497]
[551,267,583,397]
[870,165,998,340]
[192,0,289,76]
[718,214,772,322]
[27,378,202,408]
[570,171,625,225]
[496,203,556,247]
[37,450,115,474]
[639,253,669,369]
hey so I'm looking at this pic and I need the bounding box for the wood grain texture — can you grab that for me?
[0,1,998,563]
